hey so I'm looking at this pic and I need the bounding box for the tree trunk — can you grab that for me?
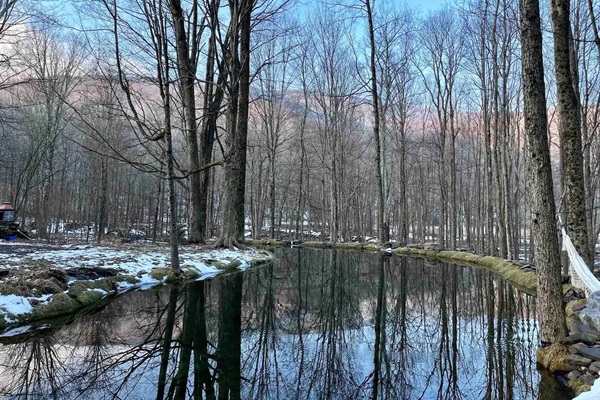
[519,0,566,344]
[169,0,203,244]
[215,0,251,249]
[97,158,108,243]
[199,1,224,242]
[551,0,591,266]
[365,0,388,244]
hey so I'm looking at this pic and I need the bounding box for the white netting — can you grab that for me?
[562,227,600,295]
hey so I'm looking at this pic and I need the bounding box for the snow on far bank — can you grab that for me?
[0,243,267,277]
[0,243,272,327]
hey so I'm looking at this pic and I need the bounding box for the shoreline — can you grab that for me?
[0,242,274,334]
[247,239,545,296]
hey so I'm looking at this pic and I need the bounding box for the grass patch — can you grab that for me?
[566,299,587,318]
[68,280,114,297]
[246,239,290,247]
[249,240,541,295]
[31,292,80,320]
[568,378,591,396]
[536,343,572,372]
[150,266,203,282]
[150,267,181,283]
[207,260,242,270]
[110,274,140,285]
[68,280,114,306]
[302,241,332,249]
[75,290,104,306]
[0,269,68,298]
[300,241,382,252]
[181,266,201,279]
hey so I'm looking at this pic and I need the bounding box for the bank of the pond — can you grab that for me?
[247,239,542,295]
[0,242,274,334]
[535,293,600,398]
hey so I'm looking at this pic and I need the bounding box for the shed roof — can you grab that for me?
[0,202,14,211]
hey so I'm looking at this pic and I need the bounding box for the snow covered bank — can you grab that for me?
[0,243,273,331]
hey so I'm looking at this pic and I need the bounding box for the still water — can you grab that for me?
[0,248,574,399]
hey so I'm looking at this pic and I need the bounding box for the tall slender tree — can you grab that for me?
[363,0,388,243]
[168,0,204,244]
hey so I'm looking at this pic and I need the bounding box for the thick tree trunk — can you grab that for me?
[551,0,591,266]
[519,0,566,344]
[215,0,251,249]
[199,2,223,242]
[169,0,203,244]
[217,273,243,400]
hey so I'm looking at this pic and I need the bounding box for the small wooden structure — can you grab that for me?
[0,202,15,224]
[0,202,19,239]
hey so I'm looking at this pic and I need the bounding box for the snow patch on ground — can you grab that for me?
[0,294,32,315]
[0,243,272,328]
[3,245,267,277]
[90,288,108,296]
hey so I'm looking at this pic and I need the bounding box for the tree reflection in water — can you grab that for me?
[0,248,574,399]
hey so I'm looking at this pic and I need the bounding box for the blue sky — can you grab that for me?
[407,0,446,12]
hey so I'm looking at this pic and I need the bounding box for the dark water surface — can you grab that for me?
[0,248,574,399]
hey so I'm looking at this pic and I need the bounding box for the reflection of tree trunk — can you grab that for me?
[157,285,180,400]
[172,286,200,399]
[450,267,458,398]
[193,281,215,400]
[217,273,243,400]
[246,262,278,398]
[495,280,505,398]
[371,255,386,399]
[391,256,409,398]
[484,275,495,400]
[295,250,307,397]
[504,284,515,400]
[324,250,342,397]
[437,267,448,397]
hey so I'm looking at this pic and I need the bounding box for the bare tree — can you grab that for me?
[551,0,591,266]
[519,0,566,343]
[16,28,85,239]
[214,0,254,248]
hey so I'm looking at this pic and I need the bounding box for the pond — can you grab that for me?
[0,248,574,399]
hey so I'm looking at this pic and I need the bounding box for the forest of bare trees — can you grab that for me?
[0,0,598,266]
